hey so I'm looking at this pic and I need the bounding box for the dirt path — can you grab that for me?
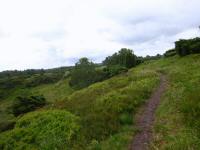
[130,75,167,150]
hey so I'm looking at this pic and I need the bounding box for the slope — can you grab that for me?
[1,54,200,150]
[0,62,160,149]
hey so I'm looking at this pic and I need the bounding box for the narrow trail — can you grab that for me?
[130,75,167,150]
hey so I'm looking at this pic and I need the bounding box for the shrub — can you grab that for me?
[103,65,128,77]
[12,95,46,116]
[69,58,99,89]
[103,48,137,68]
[175,37,200,56]
[25,73,62,87]
[0,110,80,150]
[164,49,176,57]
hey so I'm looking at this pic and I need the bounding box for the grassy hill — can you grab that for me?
[0,54,200,149]
[148,54,200,149]
[0,69,74,134]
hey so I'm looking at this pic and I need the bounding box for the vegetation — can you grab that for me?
[164,49,176,57]
[1,36,200,149]
[175,37,200,56]
[102,65,128,78]
[103,48,137,68]
[69,58,107,89]
[12,95,46,116]
[55,66,159,148]
[31,79,74,102]
[146,54,200,149]
[0,110,80,150]
[69,49,139,90]
[0,61,160,149]
[0,77,73,133]
[0,67,71,99]
[141,54,162,61]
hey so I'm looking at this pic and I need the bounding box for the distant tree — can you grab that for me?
[69,58,102,89]
[175,37,200,56]
[103,48,136,68]
[164,49,176,57]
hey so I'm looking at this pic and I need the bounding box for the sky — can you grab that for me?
[0,0,200,71]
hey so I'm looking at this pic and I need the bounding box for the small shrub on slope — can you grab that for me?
[12,95,46,116]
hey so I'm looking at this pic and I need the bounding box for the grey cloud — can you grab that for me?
[112,15,200,45]
[114,24,184,45]
[105,0,200,46]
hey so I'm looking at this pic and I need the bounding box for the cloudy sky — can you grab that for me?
[0,0,200,71]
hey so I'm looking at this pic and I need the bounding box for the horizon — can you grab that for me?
[0,49,163,72]
[0,0,200,71]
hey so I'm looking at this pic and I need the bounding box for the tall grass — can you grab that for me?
[149,54,200,149]
[53,67,159,149]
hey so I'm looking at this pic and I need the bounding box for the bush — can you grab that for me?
[103,65,128,77]
[0,110,80,150]
[69,58,99,89]
[25,73,62,87]
[12,95,46,116]
[164,49,176,57]
[175,37,200,56]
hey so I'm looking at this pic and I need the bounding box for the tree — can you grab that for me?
[175,38,200,56]
[103,48,136,68]
[69,58,101,89]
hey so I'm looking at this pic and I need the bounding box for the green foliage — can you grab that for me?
[69,58,107,89]
[103,65,128,77]
[69,57,97,89]
[164,49,176,57]
[142,54,162,61]
[55,67,159,148]
[0,110,80,150]
[12,95,46,116]
[175,37,200,56]
[24,73,62,87]
[146,54,200,149]
[31,79,74,102]
[103,48,136,68]
[135,56,144,65]
[0,67,71,102]
[88,126,135,150]
[0,120,15,133]
[0,78,73,135]
[180,87,200,135]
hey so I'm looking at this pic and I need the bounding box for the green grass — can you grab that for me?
[0,64,160,149]
[30,79,74,102]
[146,54,200,149]
[53,66,160,149]
[0,78,74,134]
[0,110,80,150]
[1,54,200,149]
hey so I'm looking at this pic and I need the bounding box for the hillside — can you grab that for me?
[0,54,200,149]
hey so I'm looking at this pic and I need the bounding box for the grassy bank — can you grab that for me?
[148,54,200,149]
[0,64,160,149]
